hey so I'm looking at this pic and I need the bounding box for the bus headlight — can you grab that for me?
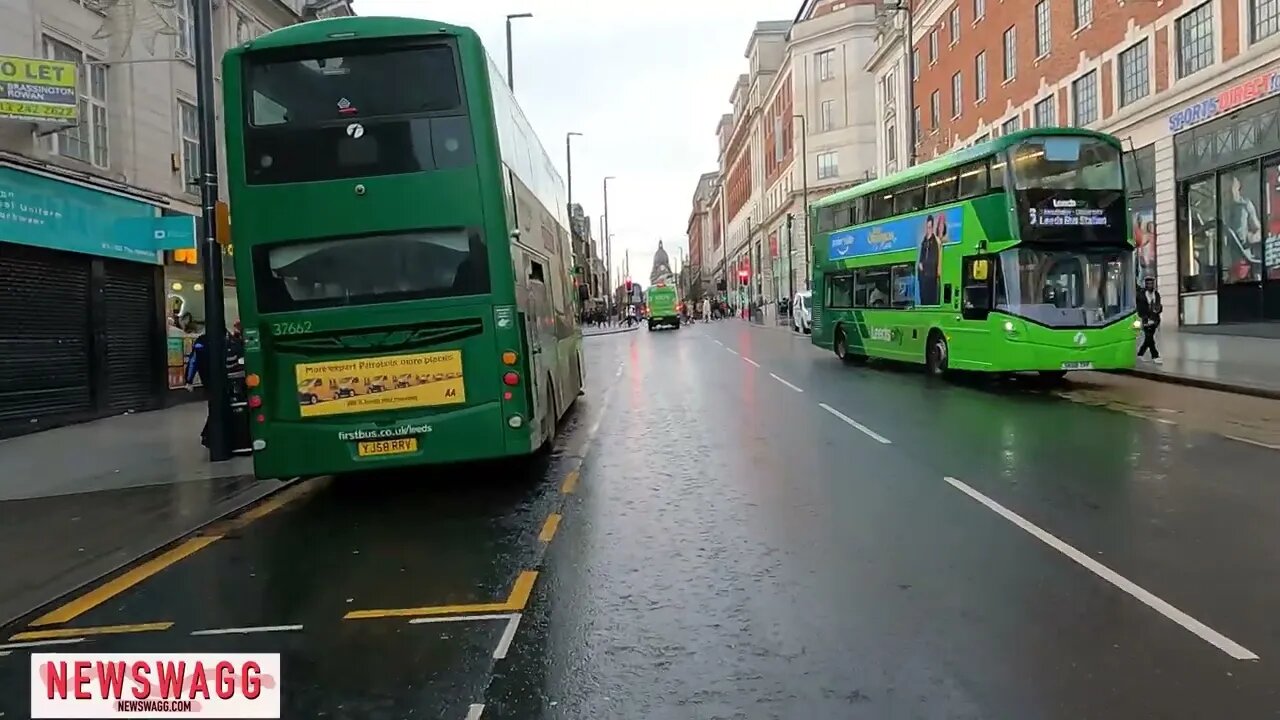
[1003,320,1015,332]
[1132,319,1142,329]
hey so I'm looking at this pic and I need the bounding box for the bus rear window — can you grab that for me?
[246,44,462,127]
[253,229,489,313]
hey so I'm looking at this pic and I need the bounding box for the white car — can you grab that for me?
[791,290,812,334]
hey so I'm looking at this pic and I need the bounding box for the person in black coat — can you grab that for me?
[1136,276,1163,363]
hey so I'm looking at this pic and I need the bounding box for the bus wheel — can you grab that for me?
[834,328,854,364]
[926,331,949,377]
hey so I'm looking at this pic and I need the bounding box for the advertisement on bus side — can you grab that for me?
[294,351,465,418]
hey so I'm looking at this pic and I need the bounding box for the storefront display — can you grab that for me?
[162,248,239,390]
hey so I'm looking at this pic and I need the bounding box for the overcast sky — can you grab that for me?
[351,0,796,285]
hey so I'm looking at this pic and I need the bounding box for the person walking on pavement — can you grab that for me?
[184,330,212,447]
[701,296,712,323]
[1136,276,1163,364]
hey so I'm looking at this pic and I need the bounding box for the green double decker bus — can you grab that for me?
[810,128,1139,378]
[223,16,583,478]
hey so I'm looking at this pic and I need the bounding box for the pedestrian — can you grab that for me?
[1136,276,1162,364]
[701,296,712,323]
[184,330,211,447]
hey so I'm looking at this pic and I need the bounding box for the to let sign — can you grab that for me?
[0,55,78,125]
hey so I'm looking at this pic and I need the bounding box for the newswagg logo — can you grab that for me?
[337,424,432,441]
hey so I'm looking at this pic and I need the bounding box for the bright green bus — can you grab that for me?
[222,16,584,478]
[645,284,680,330]
[810,128,1139,379]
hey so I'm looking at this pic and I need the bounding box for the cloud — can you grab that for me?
[350,0,795,282]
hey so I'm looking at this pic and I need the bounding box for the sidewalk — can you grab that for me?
[0,403,281,627]
[1127,328,1280,400]
[584,323,640,337]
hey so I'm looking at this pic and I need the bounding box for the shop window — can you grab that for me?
[1179,176,1218,293]
[1264,160,1280,280]
[1218,164,1264,284]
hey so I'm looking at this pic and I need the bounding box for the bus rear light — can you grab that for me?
[248,395,263,409]
[502,351,518,365]
[256,414,266,423]
[503,372,520,386]
[246,373,261,388]
[503,391,513,400]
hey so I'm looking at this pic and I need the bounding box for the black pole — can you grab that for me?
[795,113,810,290]
[903,2,916,167]
[603,178,612,316]
[565,135,573,213]
[194,0,229,461]
[505,18,514,90]
[786,213,795,303]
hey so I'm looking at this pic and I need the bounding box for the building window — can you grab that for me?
[974,133,990,144]
[178,99,200,189]
[41,37,109,168]
[1034,1,1051,57]
[1118,40,1150,107]
[817,49,835,81]
[1002,26,1016,80]
[175,0,193,59]
[1075,0,1093,28]
[911,49,920,80]
[951,72,963,117]
[820,99,835,131]
[886,122,897,162]
[1034,95,1056,127]
[1001,116,1020,134]
[929,29,938,63]
[817,151,839,179]
[974,0,984,20]
[930,89,940,128]
[1072,70,1098,125]
[975,51,987,100]
[912,106,921,146]
[950,7,961,43]
[883,69,897,106]
[1251,0,1280,43]
[1176,2,1214,79]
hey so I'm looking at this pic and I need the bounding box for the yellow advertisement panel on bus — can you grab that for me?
[294,350,465,418]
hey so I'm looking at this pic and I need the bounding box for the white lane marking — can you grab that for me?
[742,357,761,367]
[726,348,740,355]
[0,650,10,657]
[943,475,1259,661]
[1224,435,1280,451]
[770,373,804,392]
[408,613,516,625]
[713,339,724,346]
[0,637,86,650]
[493,613,523,660]
[1153,417,1177,426]
[466,704,485,720]
[819,403,892,444]
[190,624,303,636]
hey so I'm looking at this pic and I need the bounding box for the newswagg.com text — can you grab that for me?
[30,652,282,718]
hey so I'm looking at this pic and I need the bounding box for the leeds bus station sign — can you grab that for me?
[0,55,78,125]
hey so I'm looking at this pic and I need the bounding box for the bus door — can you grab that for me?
[523,255,555,420]
[950,255,996,363]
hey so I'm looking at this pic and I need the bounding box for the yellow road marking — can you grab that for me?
[538,514,562,543]
[30,478,324,628]
[559,470,579,494]
[29,538,221,627]
[344,570,540,620]
[11,622,174,641]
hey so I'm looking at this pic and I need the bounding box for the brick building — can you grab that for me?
[870,0,1280,330]
[685,171,719,300]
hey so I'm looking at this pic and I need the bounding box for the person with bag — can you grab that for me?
[1136,276,1163,364]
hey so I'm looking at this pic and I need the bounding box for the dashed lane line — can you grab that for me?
[742,356,761,367]
[538,513,562,543]
[819,403,892,445]
[189,625,303,637]
[560,470,580,494]
[1224,435,1280,451]
[770,373,804,392]
[943,475,1259,661]
[726,348,740,355]
[10,622,173,642]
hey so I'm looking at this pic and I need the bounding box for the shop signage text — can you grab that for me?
[1168,68,1280,133]
[0,167,162,264]
[0,55,77,125]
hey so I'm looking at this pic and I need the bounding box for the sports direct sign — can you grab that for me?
[1168,67,1280,132]
[30,653,281,718]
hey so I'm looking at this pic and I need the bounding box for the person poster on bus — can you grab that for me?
[917,214,943,306]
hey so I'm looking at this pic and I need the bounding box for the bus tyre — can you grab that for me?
[834,328,856,365]
[926,331,949,377]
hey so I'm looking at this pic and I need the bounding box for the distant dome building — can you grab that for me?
[650,241,672,285]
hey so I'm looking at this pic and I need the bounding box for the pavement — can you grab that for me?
[1127,327,1280,399]
[0,402,274,628]
[582,322,640,337]
[3,324,1280,718]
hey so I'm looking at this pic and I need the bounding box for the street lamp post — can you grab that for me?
[565,132,582,215]
[194,0,230,461]
[505,13,533,91]
[889,0,916,167]
[792,113,810,290]
[603,176,615,316]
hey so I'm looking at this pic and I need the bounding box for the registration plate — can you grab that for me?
[356,438,419,457]
[1061,361,1094,370]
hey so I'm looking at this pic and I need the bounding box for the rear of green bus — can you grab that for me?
[223,18,540,478]
[646,285,679,330]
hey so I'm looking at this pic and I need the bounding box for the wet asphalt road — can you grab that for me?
[3,319,1280,719]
